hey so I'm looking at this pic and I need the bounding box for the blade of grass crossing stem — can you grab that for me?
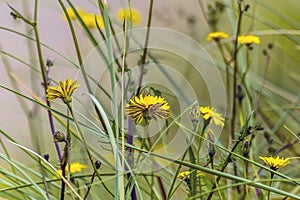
[0,155,48,199]
[102,2,124,199]
[123,139,300,199]
[86,94,122,199]
[158,153,300,199]
[174,120,300,186]
[65,0,109,66]
[7,141,83,200]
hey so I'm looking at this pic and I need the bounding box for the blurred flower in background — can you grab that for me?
[206,31,229,42]
[64,7,104,29]
[238,34,260,45]
[117,7,142,25]
[56,162,88,177]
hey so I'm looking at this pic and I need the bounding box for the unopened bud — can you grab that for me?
[244,4,250,12]
[95,160,101,169]
[237,85,244,102]
[53,131,65,142]
[243,141,250,157]
[44,154,50,161]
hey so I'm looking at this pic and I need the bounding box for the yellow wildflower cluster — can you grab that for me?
[64,7,141,29]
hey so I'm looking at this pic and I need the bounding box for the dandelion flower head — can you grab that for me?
[206,31,229,42]
[65,7,86,20]
[46,78,80,104]
[238,34,260,45]
[199,106,225,127]
[64,7,104,29]
[80,13,104,29]
[117,8,142,25]
[177,170,204,180]
[125,94,171,125]
[259,156,290,170]
[57,162,88,176]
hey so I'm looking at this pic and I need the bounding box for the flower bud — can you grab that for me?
[243,141,250,157]
[53,131,65,142]
[95,160,101,169]
[44,154,50,161]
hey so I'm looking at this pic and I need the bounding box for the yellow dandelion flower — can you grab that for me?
[57,162,88,176]
[125,94,171,125]
[80,13,104,29]
[46,78,80,104]
[238,34,260,45]
[199,106,225,127]
[64,7,86,20]
[259,156,290,170]
[117,8,142,25]
[177,170,204,180]
[206,31,229,42]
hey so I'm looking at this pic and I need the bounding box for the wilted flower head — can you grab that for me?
[259,156,290,171]
[206,31,229,42]
[199,106,225,127]
[46,78,80,104]
[117,8,142,25]
[238,34,260,45]
[125,94,171,125]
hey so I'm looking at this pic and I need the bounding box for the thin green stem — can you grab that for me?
[144,126,167,200]
[58,0,108,134]
[66,103,115,198]
[229,2,245,198]
[268,173,275,200]
[231,0,243,140]
[136,0,154,95]
[206,134,244,200]
[215,40,231,110]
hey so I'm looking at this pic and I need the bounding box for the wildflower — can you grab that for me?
[64,7,86,20]
[177,170,204,189]
[199,106,225,127]
[46,78,80,104]
[206,31,229,42]
[177,170,204,180]
[57,162,88,176]
[238,34,260,45]
[117,8,142,25]
[259,156,290,171]
[64,7,104,29]
[177,171,191,179]
[80,13,104,29]
[125,94,171,125]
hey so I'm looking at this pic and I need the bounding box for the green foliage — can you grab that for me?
[0,0,300,199]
